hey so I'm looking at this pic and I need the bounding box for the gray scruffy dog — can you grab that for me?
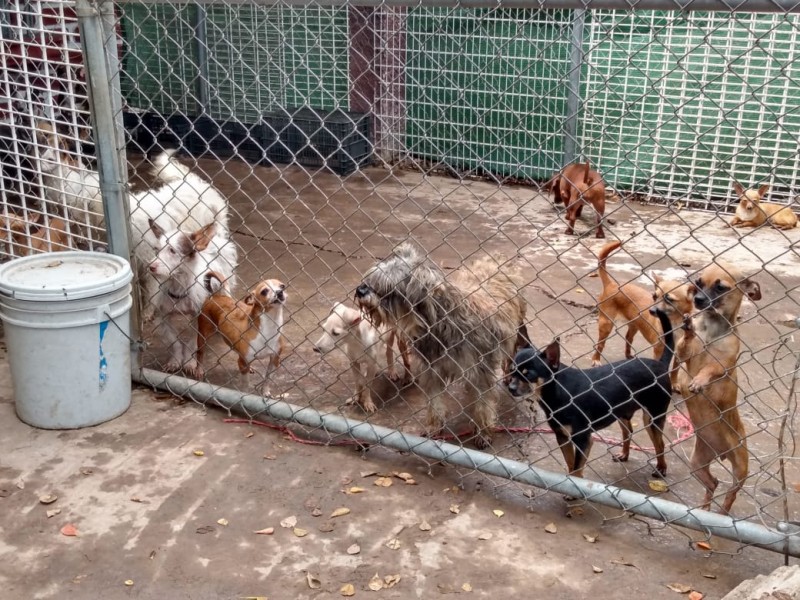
[355,242,529,448]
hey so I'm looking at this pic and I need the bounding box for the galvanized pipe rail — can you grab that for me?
[135,367,800,558]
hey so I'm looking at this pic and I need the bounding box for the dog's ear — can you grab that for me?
[544,339,560,370]
[28,212,41,225]
[148,218,165,239]
[758,184,769,198]
[244,294,255,306]
[733,181,746,198]
[738,278,762,301]
[190,222,216,253]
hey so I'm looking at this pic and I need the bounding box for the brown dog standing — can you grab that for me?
[675,262,761,514]
[592,241,693,373]
[195,272,287,397]
[563,162,606,238]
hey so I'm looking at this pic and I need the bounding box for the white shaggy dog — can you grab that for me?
[130,151,238,374]
[312,302,410,413]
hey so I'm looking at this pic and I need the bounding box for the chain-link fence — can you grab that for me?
[2,0,800,559]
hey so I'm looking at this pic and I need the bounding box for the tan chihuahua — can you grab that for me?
[195,272,287,397]
[592,241,693,374]
[729,183,798,230]
[675,262,761,514]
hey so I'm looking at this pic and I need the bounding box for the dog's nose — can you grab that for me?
[148,264,158,273]
[355,283,371,298]
[648,306,658,316]
[312,346,320,354]
[694,292,711,309]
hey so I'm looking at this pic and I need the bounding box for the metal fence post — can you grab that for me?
[195,6,211,116]
[76,0,140,364]
[561,8,585,168]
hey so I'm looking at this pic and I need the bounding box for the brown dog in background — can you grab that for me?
[592,241,693,374]
[0,212,71,256]
[560,162,606,238]
[675,262,761,514]
[729,182,798,230]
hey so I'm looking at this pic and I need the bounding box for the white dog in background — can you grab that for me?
[313,303,411,413]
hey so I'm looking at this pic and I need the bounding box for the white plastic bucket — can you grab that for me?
[0,251,134,429]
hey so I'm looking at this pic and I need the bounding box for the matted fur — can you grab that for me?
[356,242,528,448]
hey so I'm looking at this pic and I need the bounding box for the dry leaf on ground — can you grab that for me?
[124,580,134,586]
[462,583,473,592]
[39,494,58,505]
[374,477,393,487]
[340,583,355,596]
[311,508,322,517]
[192,450,204,457]
[385,538,401,550]
[666,583,692,593]
[393,472,413,482]
[701,574,716,580]
[492,509,504,518]
[449,504,460,514]
[544,523,557,534]
[695,541,712,551]
[384,575,401,588]
[419,521,432,531]
[583,534,598,543]
[360,470,378,478]
[648,480,669,493]
[592,566,603,573]
[217,518,229,527]
[60,524,78,537]
[369,574,383,591]
[331,507,351,518]
[688,592,704,600]
[478,532,492,540]
[46,508,61,518]
[347,543,361,555]
[306,572,321,589]
[293,528,309,537]
[346,487,366,494]
[319,522,335,533]
[280,515,297,528]
[253,527,274,535]
[610,559,636,567]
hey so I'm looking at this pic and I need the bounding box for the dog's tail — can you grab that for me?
[581,161,592,184]
[204,271,229,295]
[596,240,622,289]
[653,308,675,368]
[151,148,191,184]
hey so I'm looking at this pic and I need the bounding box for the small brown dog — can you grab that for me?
[592,241,693,373]
[195,272,287,397]
[729,182,798,230]
[561,162,606,238]
[0,212,70,256]
[675,262,761,514]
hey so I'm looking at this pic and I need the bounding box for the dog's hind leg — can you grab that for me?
[690,439,720,511]
[720,446,748,515]
[592,310,614,366]
[612,417,632,464]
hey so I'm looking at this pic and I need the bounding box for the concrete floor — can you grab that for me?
[1,156,800,598]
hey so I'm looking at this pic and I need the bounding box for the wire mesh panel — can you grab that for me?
[4,0,798,567]
[0,0,106,258]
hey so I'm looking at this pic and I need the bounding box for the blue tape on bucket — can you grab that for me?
[99,320,109,390]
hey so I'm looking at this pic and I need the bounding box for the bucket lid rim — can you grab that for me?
[0,252,134,302]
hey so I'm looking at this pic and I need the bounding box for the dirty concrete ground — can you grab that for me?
[1,154,800,598]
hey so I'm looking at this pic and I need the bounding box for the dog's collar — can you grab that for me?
[166,288,190,300]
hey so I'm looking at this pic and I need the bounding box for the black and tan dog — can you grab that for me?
[508,309,674,479]
[673,262,761,514]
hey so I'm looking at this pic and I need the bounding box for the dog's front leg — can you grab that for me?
[688,363,729,393]
[418,370,447,438]
[353,360,377,413]
[612,418,632,463]
[162,316,184,373]
[468,368,498,449]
